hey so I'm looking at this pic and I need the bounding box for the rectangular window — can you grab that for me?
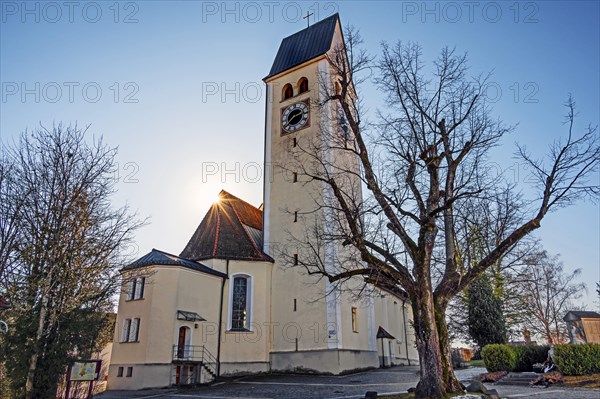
[293,211,297,223]
[117,367,124,377]
[121,319,131,343]
[293,172,297,183]
[126,367,133,377]
[293,137,297,147]
[293,298,297,312]
[126,281,134,300]
[293,254,298,265]
[134,277,145,299]
[351,307,359,333]
[121,318,140,342]
[127,277,145,300]
[129,318,140,342]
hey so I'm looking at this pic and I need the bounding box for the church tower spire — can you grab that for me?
[262,13,378,372]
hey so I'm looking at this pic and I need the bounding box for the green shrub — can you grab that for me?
[481,344,516,372]
[553,344,600,376]
[512,345,549,372]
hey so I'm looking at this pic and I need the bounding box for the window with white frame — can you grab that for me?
[229,274,252,331]
[126,277,145,300]
[121,318,140,342]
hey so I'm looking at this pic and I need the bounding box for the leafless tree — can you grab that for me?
[284,27,599,399]
[446,200,541,344]
[515,250,585,344]
[0,125,146,399]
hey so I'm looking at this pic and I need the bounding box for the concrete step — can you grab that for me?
[496,372,540,386]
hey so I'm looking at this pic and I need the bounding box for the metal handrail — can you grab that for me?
[172,344,203,361]
[172,345,218,383]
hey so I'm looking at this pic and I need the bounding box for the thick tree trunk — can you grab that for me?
[434,297,464,394]
[412,289,447,399]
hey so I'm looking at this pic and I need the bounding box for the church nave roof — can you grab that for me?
[180,190,273,262]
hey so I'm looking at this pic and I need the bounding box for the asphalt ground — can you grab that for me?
[96,366,600,399]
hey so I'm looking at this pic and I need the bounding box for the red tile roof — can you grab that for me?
[180,190,273,262]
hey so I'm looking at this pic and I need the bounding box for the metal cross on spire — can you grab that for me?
[303,11,314,28]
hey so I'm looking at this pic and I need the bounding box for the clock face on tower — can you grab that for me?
[281,100,310,134]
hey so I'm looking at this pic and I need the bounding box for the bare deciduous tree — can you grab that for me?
[516,250,585,344]
[285,27,599,399]
[0,125,146,399]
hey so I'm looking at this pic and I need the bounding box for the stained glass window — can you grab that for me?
[231,277,248,330]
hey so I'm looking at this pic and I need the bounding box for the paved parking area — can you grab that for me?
[96,366,600,399]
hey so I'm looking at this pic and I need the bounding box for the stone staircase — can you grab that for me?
[495,372,539,386]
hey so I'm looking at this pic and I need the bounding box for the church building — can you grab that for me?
[108,14,418,390]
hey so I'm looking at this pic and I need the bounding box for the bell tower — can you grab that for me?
[262,13,378,373]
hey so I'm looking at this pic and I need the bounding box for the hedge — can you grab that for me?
[483,343,600,375]
[481,344,516,372]
[512,345,549,372]
[482,344,549,372]
[553,344,600,376]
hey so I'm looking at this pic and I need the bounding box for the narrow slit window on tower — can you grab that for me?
[293,137,297,147]
[298,77,309,94]
[293,172,298,183]
[293,254,298,265]
[293,298,297,311]
[293,211,297,223]
[283,83,293,100]
[351,307,359,333]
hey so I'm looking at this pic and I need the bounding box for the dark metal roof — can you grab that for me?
[564,310,600,321]
[377,326,395,340]
[177,310,206,322]
[180,190,274,262]
[265,13,339,80]
[123,248,227,278]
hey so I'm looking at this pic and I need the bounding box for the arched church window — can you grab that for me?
[282,84,293,100]
[298,77,309,94]
[229,274,252,330]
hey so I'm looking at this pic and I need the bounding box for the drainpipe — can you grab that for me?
[401,300,410,366]
[216,260,229,377]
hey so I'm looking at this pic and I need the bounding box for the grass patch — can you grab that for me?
[465,359,485,368]
[562,373,600,389]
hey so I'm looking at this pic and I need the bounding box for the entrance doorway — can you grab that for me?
[176,326,191,359]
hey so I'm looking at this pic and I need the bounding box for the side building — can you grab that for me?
[109,191,274,389]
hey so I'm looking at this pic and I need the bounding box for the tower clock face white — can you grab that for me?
[281,101,309,133]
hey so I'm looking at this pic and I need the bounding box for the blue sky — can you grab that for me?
[1,1,598,309]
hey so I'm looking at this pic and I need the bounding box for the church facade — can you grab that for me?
[108,14,418,390]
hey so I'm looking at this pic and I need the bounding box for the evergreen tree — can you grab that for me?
[467,274,507,347]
